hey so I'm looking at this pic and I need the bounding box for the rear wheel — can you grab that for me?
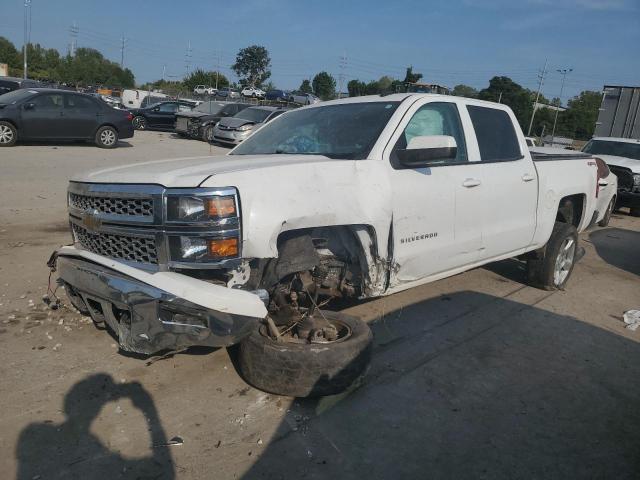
[95,126,118,149]
[236,311,373,397]
[201,125,214,142]
[598,197,615,227]
[132,116,147,130]
[0,121,17,147]
[527,222,578,291]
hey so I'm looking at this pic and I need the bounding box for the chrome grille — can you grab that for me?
[72,223,158,264]
[69,193,154,217]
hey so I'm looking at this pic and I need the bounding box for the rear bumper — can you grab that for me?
[119,123,135,139]
[53,247,266,355]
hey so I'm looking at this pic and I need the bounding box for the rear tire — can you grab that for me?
[598,197,615,227]
[235,311,373,397]
[630,206,640,217]
[201,125,214,142]
[132,116,147,130]
[0,121,17,147]
[527,222,578,291]
[95,126,118,149]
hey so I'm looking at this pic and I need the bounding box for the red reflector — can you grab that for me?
[126,112,133,121]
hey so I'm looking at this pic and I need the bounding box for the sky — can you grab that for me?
[0,0,638,103]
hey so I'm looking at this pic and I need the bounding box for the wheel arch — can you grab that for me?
[555,193,585,228]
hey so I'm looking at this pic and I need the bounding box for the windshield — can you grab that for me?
[194,102,226,114]
[235,108,272,123]
[231,101,400,159]
[0,89,36,105]
[583,140,640,161]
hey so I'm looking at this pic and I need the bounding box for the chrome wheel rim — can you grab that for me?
[133,117,145,129]
[0,125,14,144]
[100,129,116,146]
[553,237,575,286]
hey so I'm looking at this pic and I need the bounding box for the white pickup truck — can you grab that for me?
[50,94,606,397]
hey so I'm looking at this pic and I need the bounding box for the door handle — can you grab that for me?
[522,173,535,182]
[462,178,481,188]
[598,179,609,187]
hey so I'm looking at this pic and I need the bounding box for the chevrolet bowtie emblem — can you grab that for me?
[82,208,102,231]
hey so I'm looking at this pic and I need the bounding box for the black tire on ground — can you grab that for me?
[0,121,17,147]
[630,206,640,217]
[527,221,578,291]
[95,125,119,149]
[598,197,615,227]
[201,125,214,142]
[235,311,373,397]
[132,116,147,130]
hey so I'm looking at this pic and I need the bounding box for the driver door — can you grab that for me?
[385,100,485,285]
[148,102,178,129]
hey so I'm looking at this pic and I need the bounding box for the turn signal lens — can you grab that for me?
[207,196,236,218]
[208,238,238,258]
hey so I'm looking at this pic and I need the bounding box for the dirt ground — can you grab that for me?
[1,132,639,479]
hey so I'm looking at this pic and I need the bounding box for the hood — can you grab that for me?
[217,117,258,129]
[73,154,344,188]
[597,154,640,174]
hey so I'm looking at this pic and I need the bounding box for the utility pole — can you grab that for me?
[215,51,220,89]
[550,68,572,146]
[69,22,79,57]
[120,35,127,68]
[162,64,166,82]
[23,0,31,78]
[184,41,192,78]
[498,91,503,103]
[527,58,548,136]
[338,51,347,99]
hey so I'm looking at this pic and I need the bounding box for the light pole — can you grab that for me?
[23,0,31,79]
[550,68,572,146]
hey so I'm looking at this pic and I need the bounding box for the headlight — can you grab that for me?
[236,124,253,132]
[166,195,236,222]
[169,236,239,262]
[633,174,640,186]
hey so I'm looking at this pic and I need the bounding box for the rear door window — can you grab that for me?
[467,105,522,161]
[65,94,98,111]
[32,93,64,110]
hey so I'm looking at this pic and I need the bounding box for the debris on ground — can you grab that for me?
[153,436,184,447]
[623,310,640,331]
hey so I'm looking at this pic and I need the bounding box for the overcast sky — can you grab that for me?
[1,0,638,101]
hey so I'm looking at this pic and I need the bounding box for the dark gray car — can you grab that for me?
[211,106,289,146]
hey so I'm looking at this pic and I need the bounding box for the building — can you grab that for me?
[594,85,640,139]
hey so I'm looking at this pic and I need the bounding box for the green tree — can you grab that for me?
[377,75,394,92]
[299,79,312,93]
[560,90,602,140]
[403,66,423,84]
[347,79,367,97]
[183,69,228,91]
[232,45,271,87]
[478,76,532,130]
[0,36,21,71]
[312,71,336,100]
[452,84,478,98]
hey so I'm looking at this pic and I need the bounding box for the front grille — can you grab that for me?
[69,192,153,217]
[72,223,158,264]
[609,166,634,190]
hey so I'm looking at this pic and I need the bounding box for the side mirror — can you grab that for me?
[23,103,35,110]
[396,135,458,168]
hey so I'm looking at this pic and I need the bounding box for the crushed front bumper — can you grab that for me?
[52,246,267,355]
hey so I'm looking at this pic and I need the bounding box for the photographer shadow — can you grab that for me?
[16,374,175,480]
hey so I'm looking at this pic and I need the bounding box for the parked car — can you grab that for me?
[0,88,133,148]
[582,136,640,216]
[174,101,250,140]
[288,92,320,105]
[130,100,197,131]
[241,87,265,98]
[52,93,605,399]
[140,95,174,109]
[121,89,168,109]
[0,76,43,95]
[217,87,240,99]
[212,106,288,145]
[265,89,290,101]
[193,85,210,95]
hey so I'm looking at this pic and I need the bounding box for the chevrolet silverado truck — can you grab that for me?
[49,94,605,397]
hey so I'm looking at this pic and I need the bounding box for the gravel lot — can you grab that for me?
[1,132,639,479]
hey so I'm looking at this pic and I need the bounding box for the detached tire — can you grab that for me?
[95,126,118,149]
[236,311,373,397]
[527,221,578,291]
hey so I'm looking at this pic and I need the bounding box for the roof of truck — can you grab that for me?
[591,137,640,144]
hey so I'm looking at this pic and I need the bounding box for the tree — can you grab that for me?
[403,66,423,84]
[312,71,336,100]
[377,76,394,92]
[347,79,367,97]
[561,90,602,140]
[232,45,271,87]
[478,76,532,129]
[183,69,228,91]
[452,84,478,98]
[0,36,21,74]
[299,79,312,93]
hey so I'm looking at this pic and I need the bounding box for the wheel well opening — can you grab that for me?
[556,194,584,227]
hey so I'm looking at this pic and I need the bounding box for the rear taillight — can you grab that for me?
[126,112,133,121]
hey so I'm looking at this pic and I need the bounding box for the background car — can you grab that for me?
[174,101,250,141]
[0,88,133,148]
[265,89,290,102]
[130,100,197,130]
[211,106,289,146]
[217,87,240,99]
[288,92,320,105]
[241,87,266,98]
[0,76,43,95]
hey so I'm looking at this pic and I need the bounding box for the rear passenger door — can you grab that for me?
[466,105,538,260]
[386,100,485,283]
[63,94,101,139]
